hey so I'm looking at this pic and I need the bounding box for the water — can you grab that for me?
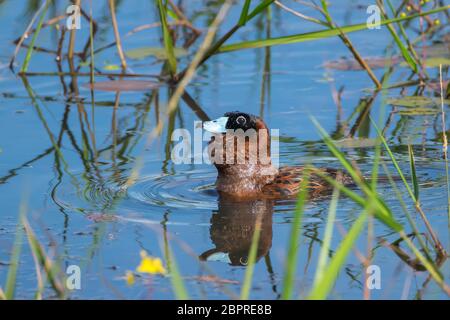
[0,0,449,299]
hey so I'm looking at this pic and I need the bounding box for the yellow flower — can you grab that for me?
[406,5,412,11]
[434,19,440,26]
[136,250,167,275]
[400,12,407,18]
[125,270,135,286]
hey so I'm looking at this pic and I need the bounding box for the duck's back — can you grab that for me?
[261,166,353,199]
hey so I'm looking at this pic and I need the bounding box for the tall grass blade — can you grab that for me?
[247,0,275,21]
[312,187,339,287]
[220,6,449,52]
[20,0,50,73]
[320,0,381,88]
[310,119,403,232]
[157,0,177,75]
[384,0,421,74]
[408,145,419,201]
[376,0,417,73]
[308,211,367,299]
[240,215,263,300]
[371,119,444,254]
[167,246,189,300]
[281,170,310,300]
[381,162,432,261]
[4,202,26,299]
[22,217,65,298]
[238,0,251,26]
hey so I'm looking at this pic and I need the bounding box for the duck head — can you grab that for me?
[203,111,278,198]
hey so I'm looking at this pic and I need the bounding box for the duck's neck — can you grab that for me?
[215,163,278,197]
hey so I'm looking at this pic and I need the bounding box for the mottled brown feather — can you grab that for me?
[261,166,352,199]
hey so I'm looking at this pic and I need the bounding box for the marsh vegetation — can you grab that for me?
[0,0,449,299]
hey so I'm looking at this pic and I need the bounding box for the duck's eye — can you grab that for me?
[240,257,248,266]
[236,116,246,126]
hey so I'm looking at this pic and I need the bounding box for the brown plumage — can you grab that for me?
[261,166,353,199]
[203,111,353,200]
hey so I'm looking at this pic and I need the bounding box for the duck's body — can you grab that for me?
[203,111,352,200]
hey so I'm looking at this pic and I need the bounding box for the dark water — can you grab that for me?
[0,1,449,299]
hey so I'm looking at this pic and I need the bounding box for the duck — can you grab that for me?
[203,111,352,200]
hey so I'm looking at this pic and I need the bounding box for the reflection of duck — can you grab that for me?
[199,198,274,266]
[203,111,352,200]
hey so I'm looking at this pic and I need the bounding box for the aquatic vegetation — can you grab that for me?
[0,0,449,300]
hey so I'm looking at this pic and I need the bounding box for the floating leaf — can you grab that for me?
[387,96,450,107]
[188,275,239,285]
[84,80,161,92]
[323,56,401,71]
[125,47,188,60]
[79,60,90,67]
[401,56,450,68]
[397,108,440,115]
[103,64,121,71]
[421,57,450,68]
[85,213,118,222]
[335,138,380,148]
[416,43,449,58]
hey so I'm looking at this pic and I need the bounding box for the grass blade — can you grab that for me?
[167,246,189,300]
[310,118,403,232]
[320,0,381,88]
[376,1,417,73]
[408,145,419,201]
[371,119,444,255]
[20,0,50,73]
[157,0,177,75]
[308,211,367,299]
[247,0,275,21]
[4,202,26,299]
[312,187,339,287]
[22,217,65,298]
[240,215,263,300]
[384,0,421,74]
[281,170,310,300]
[238,0,251,26]
[220,6,449,52]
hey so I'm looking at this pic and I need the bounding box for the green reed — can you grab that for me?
[280,170,310,300]
[20,0,51,73]
[240,214,263,300]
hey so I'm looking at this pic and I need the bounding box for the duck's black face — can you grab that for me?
[203,111,261,133]
[224,112,257,131]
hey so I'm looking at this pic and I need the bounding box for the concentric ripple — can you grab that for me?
[53,167,219,214]
[126,169,218,210]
